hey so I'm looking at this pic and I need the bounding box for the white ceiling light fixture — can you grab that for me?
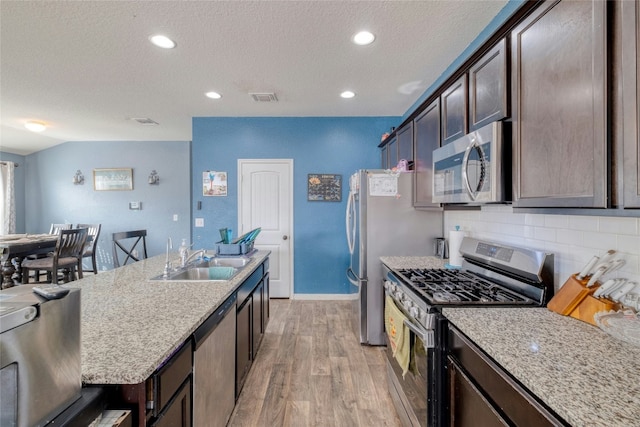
[149,34,176,49]
[340,91,356,99]
[205,91,222,99]
[353,31,375,46]
[24,121,46,132]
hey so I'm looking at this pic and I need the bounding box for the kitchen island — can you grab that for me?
[69,250,270,426]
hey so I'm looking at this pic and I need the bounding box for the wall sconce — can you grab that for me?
[72,170,84,185]
[148,170,160,185]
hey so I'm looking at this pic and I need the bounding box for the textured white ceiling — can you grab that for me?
[0,0,508,155]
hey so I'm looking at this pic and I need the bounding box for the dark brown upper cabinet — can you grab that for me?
[469,39,508,132]
[396,123,414,166]
[621,0,640,208]
[381,144,389,169]
[413,99,441,208]
[511,0,607,208]
[387,136,398,170]
[441,75,468,145]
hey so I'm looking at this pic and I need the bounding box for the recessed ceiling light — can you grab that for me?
[149,35,176,49]
[205,91,222,99]
[353,31,375,46]
[24,121,46,132]
[340,91,356,99]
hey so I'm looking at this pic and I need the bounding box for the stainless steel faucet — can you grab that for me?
[182,249,205,267]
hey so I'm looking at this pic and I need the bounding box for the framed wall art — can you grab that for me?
[203,171,228,196]
[93,168,133,191]
[308,173,342,201]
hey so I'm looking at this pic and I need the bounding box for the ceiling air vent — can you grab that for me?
[131,117,159,126]
[250,92,278,102]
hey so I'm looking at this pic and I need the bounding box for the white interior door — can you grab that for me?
[238,159,293,298]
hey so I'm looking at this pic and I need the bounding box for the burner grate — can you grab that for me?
[395,268,532,306]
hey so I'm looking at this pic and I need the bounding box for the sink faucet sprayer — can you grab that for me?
[163,238,173,278]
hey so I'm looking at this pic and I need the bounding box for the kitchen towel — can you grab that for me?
[448,229,466,267]
[384,296,411,377]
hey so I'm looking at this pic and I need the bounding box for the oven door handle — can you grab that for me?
[403,318,434,350]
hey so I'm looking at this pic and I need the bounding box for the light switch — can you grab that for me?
[173,214,179,221]
[195,218,204,227]
[129,202,141,210]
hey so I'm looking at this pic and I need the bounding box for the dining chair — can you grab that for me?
[112,230,148,268]
[76,223,101,274]
[26,223,74,280]
[50,223,73,234]
[22,228,88,285]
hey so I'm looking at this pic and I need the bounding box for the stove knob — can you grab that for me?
[410,306,420,318]
[403,299,413,311]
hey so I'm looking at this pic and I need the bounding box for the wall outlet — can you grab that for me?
[129,201,141,210]
[195,218,204,227]
[173,214,178,221]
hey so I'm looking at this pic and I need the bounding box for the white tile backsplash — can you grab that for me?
[444,207,640,291]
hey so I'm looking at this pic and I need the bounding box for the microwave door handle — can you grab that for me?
[461,138,487,201]
[461,140,476,201]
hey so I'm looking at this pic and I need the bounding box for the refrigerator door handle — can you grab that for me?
[346,191,356,255]
[347,267,361,287]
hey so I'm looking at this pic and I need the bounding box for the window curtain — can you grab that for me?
[0,162,16,235]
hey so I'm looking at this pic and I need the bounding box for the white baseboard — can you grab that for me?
[291,293,358,301]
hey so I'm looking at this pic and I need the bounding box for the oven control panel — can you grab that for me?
[476,242,514,262]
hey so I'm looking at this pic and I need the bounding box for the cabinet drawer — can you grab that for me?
[152,341,192,416]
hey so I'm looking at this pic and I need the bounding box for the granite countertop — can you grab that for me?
[66,250,269,385]
[444,307,640,427]
[380,255,447,270]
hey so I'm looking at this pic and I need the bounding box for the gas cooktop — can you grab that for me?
[388,237,554,308]
[393,268,535,305]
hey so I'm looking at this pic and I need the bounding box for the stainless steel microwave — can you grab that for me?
[432,121,510,204]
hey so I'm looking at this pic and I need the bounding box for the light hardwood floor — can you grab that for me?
[228,299,402,427]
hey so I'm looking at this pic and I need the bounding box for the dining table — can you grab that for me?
[0,234,58,288]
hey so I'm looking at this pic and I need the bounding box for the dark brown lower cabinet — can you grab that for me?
[151,378,191,427]
[252,281,264,358]
[448,359,508,426]
[236,297,252,398]
[448,326,567,427]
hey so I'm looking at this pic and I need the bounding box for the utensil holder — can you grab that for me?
[547,274,620,326]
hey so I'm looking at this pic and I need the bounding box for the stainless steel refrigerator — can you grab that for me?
[346,170,443,345]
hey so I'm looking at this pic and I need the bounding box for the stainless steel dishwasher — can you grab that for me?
[193,294,237,427]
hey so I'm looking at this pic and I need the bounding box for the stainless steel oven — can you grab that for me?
[383,267,447,427]
[382,237,554,426]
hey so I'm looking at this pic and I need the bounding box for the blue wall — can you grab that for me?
[0,151,26,233]
[191,117,398,294]
[25,141,191,271]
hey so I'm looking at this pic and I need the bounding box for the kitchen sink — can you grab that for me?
[169,267,237,281]
[151,257,253,281]
[195,257,253,269]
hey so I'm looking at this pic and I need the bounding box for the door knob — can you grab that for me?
[283,235,288,240]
